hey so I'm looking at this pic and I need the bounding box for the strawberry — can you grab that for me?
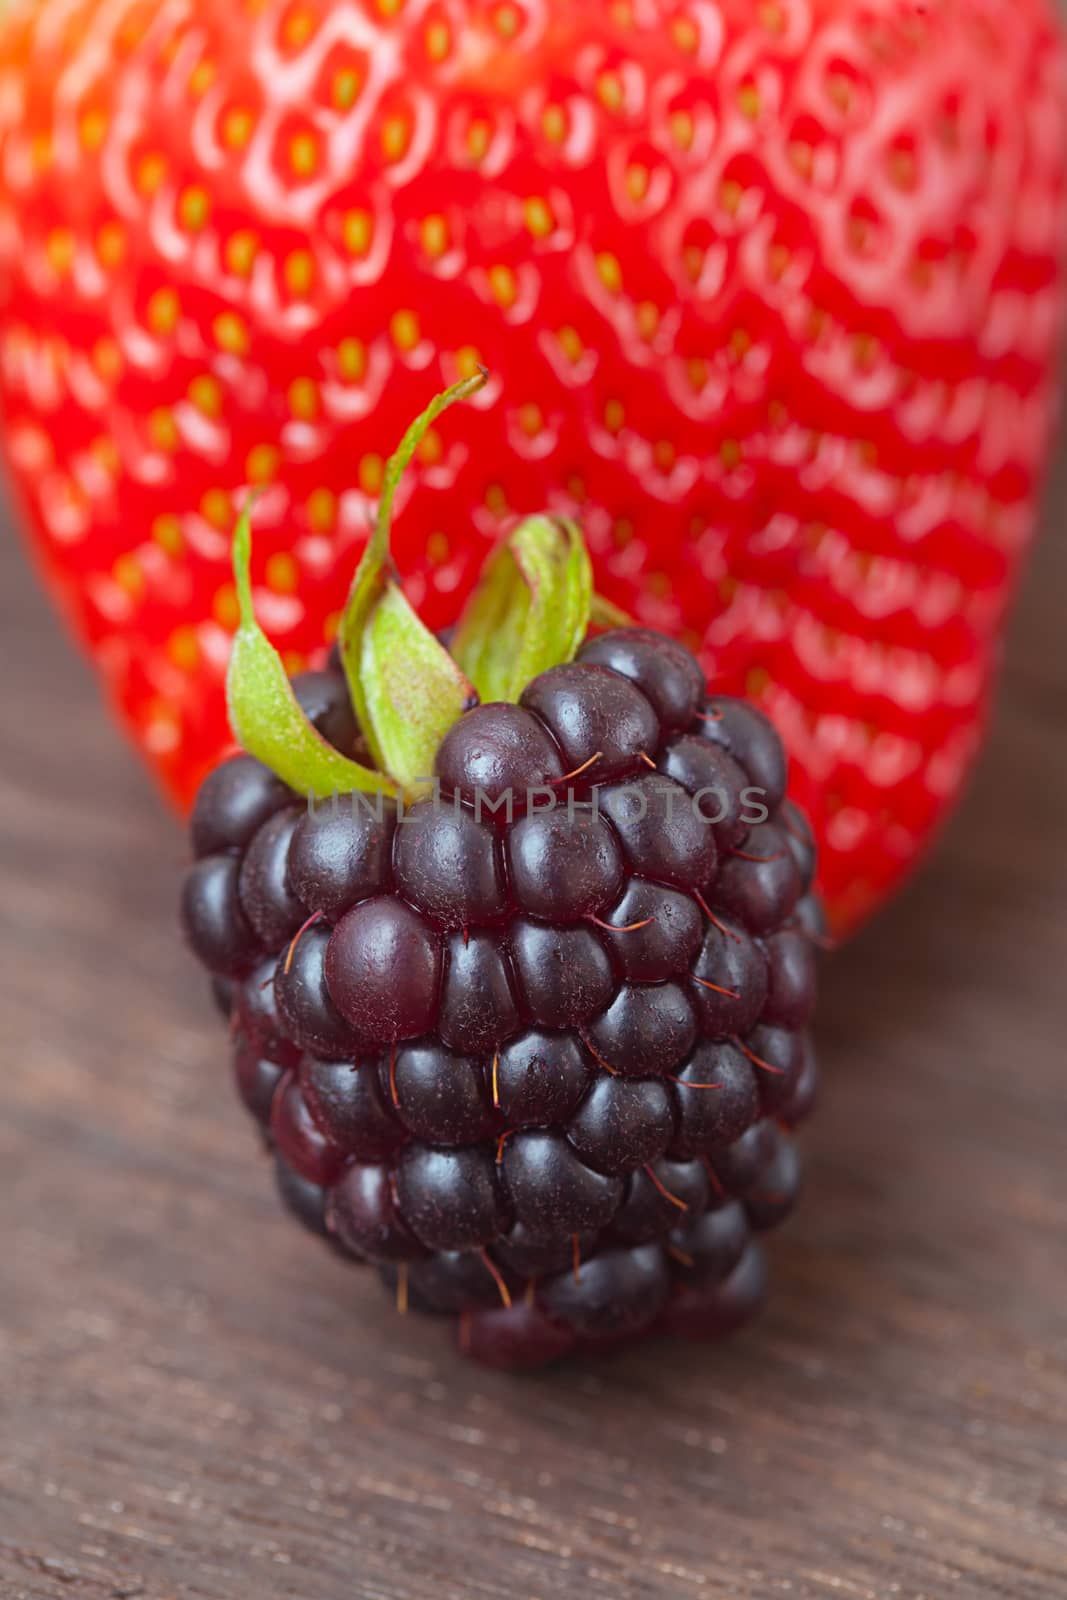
[0,0,1063,935]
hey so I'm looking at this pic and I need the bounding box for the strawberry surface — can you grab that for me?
[0,0,1063,933]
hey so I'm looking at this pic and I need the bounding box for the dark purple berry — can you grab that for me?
[520,662,660,782]
[437,929,519,1054]
[274,1156,329,1238]
[270,1074,345,1187]
[326,898,441,1046]
[395,1250,509,1314]
[290,668,360,756]
[596,879,703,981]
[181,854,260,977]
[712,822,801,935]
[665,1243,768,1339]
[395,1145,508,1251]
[697,699,787,812]
[236,955,301,1068]
[492,1030,591,1127]
[779,1036,818,1129]
[273,922,360,1061]
[743,1023,806,1116]
[390,1042,495,1147]
[492,1222,597,1277]
[238,807,305,948]
[607,1158,710,1246]
[577,628,705,732]
[299,1056,404,1160]
[599,775,717,890]
[393,800,505,928]
[709,1120,776,1195]
[506,808,623,922]
[743,1130,802,1230]
[667,1200,749,1286]
[327,1163,427,1263]
[539,1243,669,1338]
[508,919,614,1028]
[232,1033,285,1128]
[461,1299,576,1370]
[566,1076,674,1176]
[190,754,292,859]
[434,703,563,805]
[669,1041,760,1157]
[761,929,817,1028]
[584,982,696,1077]
[501,1130,623,1235]
[189,619,818,1367]
[660,736,753,852]
[778,799,817,890]
[690,918,767,1036]
[792,891,828,943]
[288,796,396,921]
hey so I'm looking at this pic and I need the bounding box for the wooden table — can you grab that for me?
[2,453,1066,1600]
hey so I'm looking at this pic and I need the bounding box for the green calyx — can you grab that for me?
[338,373,484,791]
[227,496,395,799]
[452,513,592,702]
[225,375,624,802]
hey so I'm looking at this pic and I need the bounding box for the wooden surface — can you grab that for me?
[2,455,1066,1600]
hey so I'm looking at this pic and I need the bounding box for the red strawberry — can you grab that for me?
[0,0,1063,935]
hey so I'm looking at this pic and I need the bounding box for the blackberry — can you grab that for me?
[183,380,823,1368]
[187,626,823,1367]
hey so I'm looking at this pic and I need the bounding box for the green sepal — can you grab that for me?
[339,373,484,787]
[451,514,593,703]
[226,499,395,799]
[590,593,634,629]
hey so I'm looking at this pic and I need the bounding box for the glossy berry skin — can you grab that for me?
[598,879,703,982]
[180,855,259,979]
[712,823,802,936]
[288,798,396,922]
[183,628,821,1366]
[566,1077,674,1177]
[395,1145,508,1253]
[190,757,292,860]
[506,810,623,922]
[434,705,563,805]
[5,0,1065,938]
[326,898,441,1044]
[393,802,505,928]
[273,920,359,1062]
[599,775,718,892]
[238,808,306,949]
[270,1075,346,1189]
[299,1056,403,1162]
[391,1043,495,1149]
[236,955,301,1071]
[519,664,660,782]
[232,1035,286,1131]
[437,930,520,1057]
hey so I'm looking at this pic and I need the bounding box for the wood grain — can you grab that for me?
[2,447,1066,1600]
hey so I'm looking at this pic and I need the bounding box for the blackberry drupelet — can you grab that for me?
[184,633,822,1368]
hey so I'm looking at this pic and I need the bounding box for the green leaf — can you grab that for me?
[339,372,485,786]
[452,514,593,703]
[354,582,477,791]
[226,499,394,799]
[590,592,634,629]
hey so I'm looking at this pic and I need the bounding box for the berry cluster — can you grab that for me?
[184,629,820,1368]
